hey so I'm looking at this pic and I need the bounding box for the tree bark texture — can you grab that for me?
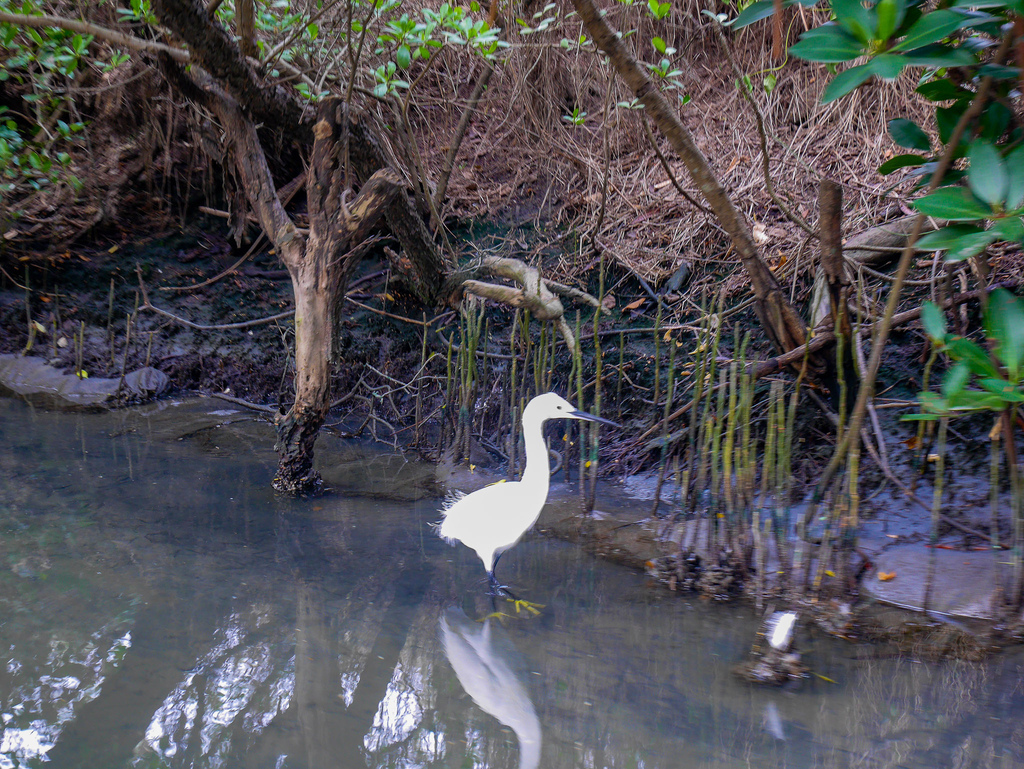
[818,179,859,411]
[159,62,403,493]
[237,0,257,58]
[153,0,451,303]
[275,101,402,494]
[567,0,824,372]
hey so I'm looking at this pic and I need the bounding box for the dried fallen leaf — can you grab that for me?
[878,571,896,582]
[903,435,920,450]
[601,293,616,311]
[623,298,645,311]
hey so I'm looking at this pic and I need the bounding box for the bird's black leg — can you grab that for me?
[487,570,517,600]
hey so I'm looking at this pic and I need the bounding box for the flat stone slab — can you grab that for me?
[862,544,1009,620]
[0,354,120,408]
[0,355,168,409]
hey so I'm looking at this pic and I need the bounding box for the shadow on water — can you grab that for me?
[3,397,1024,768]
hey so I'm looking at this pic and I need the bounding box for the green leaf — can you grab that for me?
[921,391,951,413]
[921,300,947,340]
[941,360,971,399]
[833,0,876,44]
[967,139,1007,206]
[946,336,1000,379]
[790,24,865,63]
[950,389,1008,412]
[979,101,1011,142]
[915,79,970,101]
[943,230,999,261]
[977,64,1021,80]
[888,118,930,151]
[891,9,972,52]
[875,0,904,41]
[902,411,942,421]
[985,288,1024,380]
[396,44,411,68]
[978,378,1024,402]
[733,0,779,29]
[914,391,950,416]
[877,153,926,174]
[991,216,1024,244]
[821,62,875,103]
[898,44,976,68]
[935,103,967,146]
[652,36,666,53]
[916,224,985,250]
[912,186,993,220]
[870,53,906,80]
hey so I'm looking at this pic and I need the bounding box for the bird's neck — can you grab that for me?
[520,413,551,502]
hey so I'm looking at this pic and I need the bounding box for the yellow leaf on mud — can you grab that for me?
[903,435,920,449]
[623,298,645,311]
[878,571,896,581]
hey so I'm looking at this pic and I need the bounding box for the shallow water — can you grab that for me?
[2,397,1024,769]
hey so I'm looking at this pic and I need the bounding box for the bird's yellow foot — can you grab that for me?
[506,597,545,616]
[480,610,513,621]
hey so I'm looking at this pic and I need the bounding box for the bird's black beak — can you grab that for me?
[570,410,621,428]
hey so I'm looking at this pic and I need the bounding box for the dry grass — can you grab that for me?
[407,0,983,320]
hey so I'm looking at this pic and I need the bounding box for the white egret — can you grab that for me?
[766,610,798,651]
[436,392,619,593]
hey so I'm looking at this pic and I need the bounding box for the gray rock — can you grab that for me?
[0,355,170,409]
[0,354,119,409]
[123,367,170,398]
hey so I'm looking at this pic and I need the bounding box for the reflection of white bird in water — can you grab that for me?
[440,607,541,769]
[436,392,619,593]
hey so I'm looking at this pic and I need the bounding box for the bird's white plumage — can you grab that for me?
[766,610,798,651]
[436,392,615,585]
